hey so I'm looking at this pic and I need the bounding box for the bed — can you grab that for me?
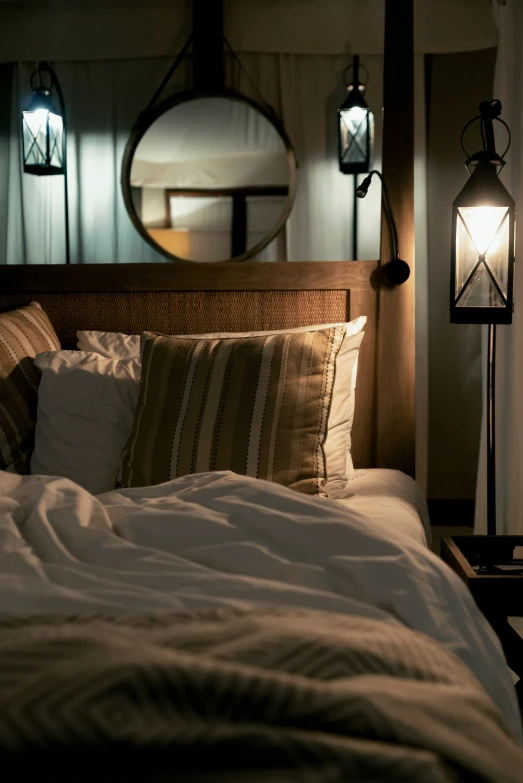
[0,268,521,783]
[1,2,523,781]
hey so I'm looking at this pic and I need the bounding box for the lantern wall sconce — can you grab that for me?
[450,99,515,537]
[338,55,374,176]
[21,61,70,264]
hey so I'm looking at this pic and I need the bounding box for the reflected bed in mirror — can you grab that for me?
[121,91,297,263]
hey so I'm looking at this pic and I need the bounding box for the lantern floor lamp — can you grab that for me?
[450,99,515,536]
[338,55,374,260]
[21,61,70,265]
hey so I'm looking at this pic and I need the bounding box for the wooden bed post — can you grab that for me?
[192,0,224,91]
[377,0,415,476]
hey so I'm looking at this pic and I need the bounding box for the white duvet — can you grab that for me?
[0,467,520,743]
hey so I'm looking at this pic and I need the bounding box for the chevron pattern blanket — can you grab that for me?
[0,608,522,782]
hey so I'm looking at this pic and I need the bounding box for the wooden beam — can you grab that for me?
[192,0,224,91]
[349,288,378,468]
[164,187,289,197]
[231,194,247,257]
[0,261,378,293]
[377,0,415,476]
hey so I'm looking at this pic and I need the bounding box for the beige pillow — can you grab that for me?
[118,324,364,495]
[0,302,61,474]
[78,317,366,483]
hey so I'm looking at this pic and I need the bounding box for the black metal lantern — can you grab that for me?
[450,99,516,539]
[21,61,70,264]
[450,100,515,325]
[22,65,65,176]
[338,55,374,175]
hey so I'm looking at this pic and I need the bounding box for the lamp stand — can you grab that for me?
[62,139,70,265]
[484,111,500,531]
[31,62,71,265]
[487,322,497,535]
[50,68,70,265]
[352,175,358,260]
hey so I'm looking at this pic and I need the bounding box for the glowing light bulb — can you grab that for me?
[341,106,368,133]
[23,108,50,136]
[459,205,507,255]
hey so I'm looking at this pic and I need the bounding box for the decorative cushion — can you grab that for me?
[118,324,365,495]
[0,302,61,474]
[31,351,141,495]
[79,317,366,482]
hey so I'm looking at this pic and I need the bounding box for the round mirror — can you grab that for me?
[121,91,297,263]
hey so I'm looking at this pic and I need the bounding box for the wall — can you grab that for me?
[0,0,497,62]
[426,48,497,502]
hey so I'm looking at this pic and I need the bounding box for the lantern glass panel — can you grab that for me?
[340,107,372,166]
[48,112,63,168]
[456,205,510,308]
[22,109,63,169]
[458,267,504,308]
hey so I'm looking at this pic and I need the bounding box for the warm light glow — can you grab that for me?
[48,112,62,133]
[340,106,368,133]
[23,109,62,137]
[23,108,50,136]
[459,206,507,255]
[455,204,511,306]
[339,106,372,170]
[22,109,63,169]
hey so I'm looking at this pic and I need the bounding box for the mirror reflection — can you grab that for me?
[128,95,294,262]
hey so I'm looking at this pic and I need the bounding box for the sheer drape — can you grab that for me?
[475,0,523,533]
[3,53,383,265]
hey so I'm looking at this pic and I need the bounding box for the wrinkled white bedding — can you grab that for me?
[334,468,430,548]
[0,467,520,742]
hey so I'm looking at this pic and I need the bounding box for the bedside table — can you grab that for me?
[441,535,523,709]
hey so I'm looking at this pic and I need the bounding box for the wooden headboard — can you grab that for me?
[0,0,414,477]
[0,259,396,474]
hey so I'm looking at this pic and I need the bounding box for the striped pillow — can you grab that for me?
[119,325,361,494]
[0,302,61,474]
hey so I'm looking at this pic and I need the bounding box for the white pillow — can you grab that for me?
[77,320,366,488]
[31,351,141,495]
[76,331,140,360]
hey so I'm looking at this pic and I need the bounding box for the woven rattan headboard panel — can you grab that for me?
[0,290,349,349]
[0,262,379,470]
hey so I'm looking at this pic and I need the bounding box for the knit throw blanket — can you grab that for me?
[0,608,522,782]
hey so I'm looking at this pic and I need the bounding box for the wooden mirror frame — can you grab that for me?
[121,89,297,264]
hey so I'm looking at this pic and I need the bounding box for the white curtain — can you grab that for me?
[4,53,384,264]
[0,0,497,63]
[475,0,523,534]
